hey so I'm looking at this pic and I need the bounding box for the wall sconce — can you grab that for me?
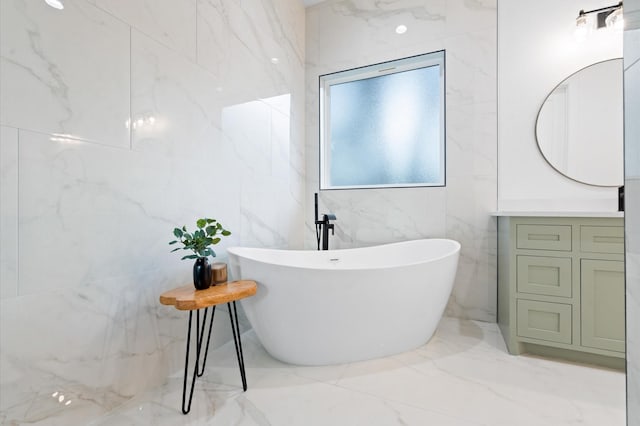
[576,2,624,37]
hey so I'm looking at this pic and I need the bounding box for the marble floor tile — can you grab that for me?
[85,317,625,426]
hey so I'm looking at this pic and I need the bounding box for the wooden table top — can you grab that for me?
[159,280,257,311]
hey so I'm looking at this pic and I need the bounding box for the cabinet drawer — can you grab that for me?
[517,256,572,298]
[516,225,572,251]
[580,226,624,254]
[517,299,572,344]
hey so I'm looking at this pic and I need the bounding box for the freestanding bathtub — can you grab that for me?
[227,239,461,366]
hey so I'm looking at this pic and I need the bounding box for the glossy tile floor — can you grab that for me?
[91,318,625,426]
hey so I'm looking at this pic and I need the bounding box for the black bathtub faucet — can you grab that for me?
[314,193,337,250]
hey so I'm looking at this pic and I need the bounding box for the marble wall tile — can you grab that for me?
[2,0,305,420]
[625,49,640,178]
[0,0,130,147]
[444,102,497,324]
[0,269,201,420]
[0,126,18,299]
[197,0,304,104]
[316,188,448,250]
[445,175,497,321]
[305,0,497,321]
[221,94,304,248]
[444,0,496,37]
[268,95,294,181]
[130,29,223,153]
[444,29,497,106]
[130,30,247,257]
[625,2,640,421]
[17,130,179,295]
[626,180,640,423]
[311,0,447,68]
[89,0,197,61]
[446,101,497,178]
[221,98,273,178]
[130,16,305,251]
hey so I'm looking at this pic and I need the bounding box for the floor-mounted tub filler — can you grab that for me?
[227,239,461,366]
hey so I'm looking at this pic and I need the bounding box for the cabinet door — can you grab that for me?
[581,260,625,353]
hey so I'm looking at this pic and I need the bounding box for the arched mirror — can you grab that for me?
[535,59,623,187]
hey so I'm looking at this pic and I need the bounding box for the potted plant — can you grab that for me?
[169,218,231,290]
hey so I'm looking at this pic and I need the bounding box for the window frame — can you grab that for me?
[319,50,446,191]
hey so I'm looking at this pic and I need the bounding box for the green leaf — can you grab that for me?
[170,218,230,261]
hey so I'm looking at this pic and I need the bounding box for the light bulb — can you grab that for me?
[395,25,407,34]
[575,13,589,41]
[45,0,64,10]
[605,7,624,30]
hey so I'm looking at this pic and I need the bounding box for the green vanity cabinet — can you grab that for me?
[498,216,625,368]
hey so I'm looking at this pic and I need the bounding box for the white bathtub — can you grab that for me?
[227,239,461,366]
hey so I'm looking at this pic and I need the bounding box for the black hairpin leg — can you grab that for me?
[228,301,247,391]
[181,307,215,415]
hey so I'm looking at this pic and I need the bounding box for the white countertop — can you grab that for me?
[491,211,624,218]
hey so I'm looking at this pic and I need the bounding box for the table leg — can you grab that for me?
[228,301,247,391]
[181,307,215,415]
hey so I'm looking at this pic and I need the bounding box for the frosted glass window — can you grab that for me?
[319,51,445,189]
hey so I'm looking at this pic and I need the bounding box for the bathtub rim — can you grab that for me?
[227,238,461,272]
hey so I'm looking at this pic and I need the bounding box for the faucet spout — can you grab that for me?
[314,194,337,250]
[320,215,336,250]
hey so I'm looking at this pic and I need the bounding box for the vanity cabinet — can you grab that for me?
[498,216,625,367]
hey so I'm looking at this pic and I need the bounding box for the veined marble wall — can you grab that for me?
[305,0,498,321]
[0,0,305,423]
[625,0,640,422]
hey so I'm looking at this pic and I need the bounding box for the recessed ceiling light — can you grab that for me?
[395,25,407,34]
[45,0,64,10]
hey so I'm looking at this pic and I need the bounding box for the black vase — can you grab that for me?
[193,257,212,290]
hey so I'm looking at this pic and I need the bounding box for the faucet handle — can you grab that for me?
[329,223,335,235]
